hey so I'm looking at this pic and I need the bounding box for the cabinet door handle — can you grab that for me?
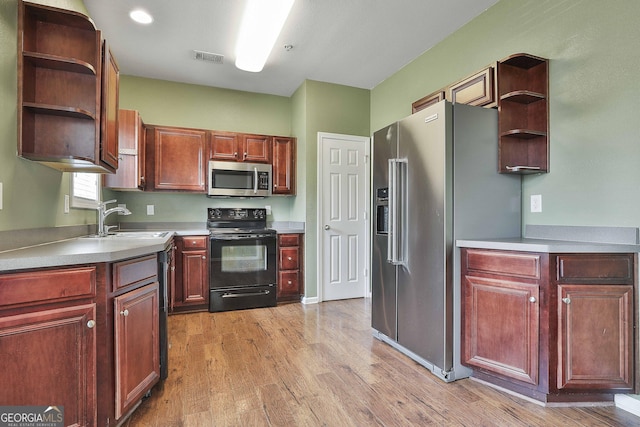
[562,297,571,304]
[87,320,96,329]
[529,296,536,303]
[120,309,129,317]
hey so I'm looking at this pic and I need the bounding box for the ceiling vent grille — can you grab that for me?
[193,50,224,64]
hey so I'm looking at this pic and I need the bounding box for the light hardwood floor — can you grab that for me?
[124,298,640,426]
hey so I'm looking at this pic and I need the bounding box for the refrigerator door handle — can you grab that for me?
[388,158,407,266]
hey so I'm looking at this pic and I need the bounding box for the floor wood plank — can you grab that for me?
[124,298,640,426]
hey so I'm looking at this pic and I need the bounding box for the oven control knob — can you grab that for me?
[253,209,263,219]
[212,209,221,218]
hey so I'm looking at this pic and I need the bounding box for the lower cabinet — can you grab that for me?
[171,235,210,312]
[114,283,159,419]
[277,233,303,301]
[0,266,97,427]
[461,249,636,403]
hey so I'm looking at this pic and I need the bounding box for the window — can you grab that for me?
[70,172,101,209]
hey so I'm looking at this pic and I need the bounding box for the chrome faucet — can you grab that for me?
[97,199,131,237]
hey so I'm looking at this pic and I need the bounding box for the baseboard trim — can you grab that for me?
[301,296,319,305]
[615,394,640,417]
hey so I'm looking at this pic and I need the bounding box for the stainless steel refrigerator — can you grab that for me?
[371,100,521,382]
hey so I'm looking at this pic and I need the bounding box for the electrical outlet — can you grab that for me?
[265,205,272,215]
[64,195,70,213]
[530,194,542,213]
[146,205,155,215]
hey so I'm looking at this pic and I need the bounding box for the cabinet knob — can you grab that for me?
[244,152,248,159]
[562,297,571,304]
[87,320,96,329]
[288,256,293,261]
[529,296,537,303]
[120,309,129,317]
[202,255,206,260]
[288,281,292,285]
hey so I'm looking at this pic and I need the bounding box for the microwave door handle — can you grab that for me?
[254,167,258,194]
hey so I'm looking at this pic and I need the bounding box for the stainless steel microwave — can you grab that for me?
[208,161,272,197]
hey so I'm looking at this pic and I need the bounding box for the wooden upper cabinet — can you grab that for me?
[242,134,271,163]
[210,131,239,161]
[100,41,119,172]
[448,65,496,108]
[104,109,146,190]
[17,0,118,172]
[210,132,271,163]
[272,136,296,195]
[412,90,445,113]
[146,126,207,192]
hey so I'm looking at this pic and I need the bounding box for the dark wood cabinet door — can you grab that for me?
[104,109,145,190]
[147,126,207,191]
[210,131,240,161]
[449,65,496,107]
[557,284,634,391]
[272,136,296,195]
[114,283,160,419]
[180,250,208,304]
[100,42,119,171]
[0,303,96,427]
[412,90,445,113]
[242,134,272,163]
[173,236,209,310]
[463,274,540,385]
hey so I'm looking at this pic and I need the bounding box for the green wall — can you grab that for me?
[109,75,297,223]
[293,80,370,299]
[0,0,96,232]
[371,0,640,229]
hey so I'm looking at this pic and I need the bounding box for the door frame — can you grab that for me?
[316,132,371,302]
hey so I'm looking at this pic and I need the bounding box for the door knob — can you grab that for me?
[324,225,330,230]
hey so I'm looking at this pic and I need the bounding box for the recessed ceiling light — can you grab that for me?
[129,9,153,25]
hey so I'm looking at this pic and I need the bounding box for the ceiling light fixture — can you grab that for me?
[129,9,153,25]
[235,0,295,72]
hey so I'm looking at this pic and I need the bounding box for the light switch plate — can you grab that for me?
[64,194,69,213]
[0,182,3,210]
[147,205,155,215]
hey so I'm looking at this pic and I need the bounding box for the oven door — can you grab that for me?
[210,233,277,289]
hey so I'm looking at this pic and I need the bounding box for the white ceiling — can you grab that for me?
[84,0,498,97]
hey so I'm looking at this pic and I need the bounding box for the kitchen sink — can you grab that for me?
[83,231,170,239]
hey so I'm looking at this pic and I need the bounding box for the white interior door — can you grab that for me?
[317,132,370,301]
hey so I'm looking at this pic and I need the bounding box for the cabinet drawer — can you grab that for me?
[180,236,208,250]
[466,249,540,279]
[113,255,158,292]
[278,234,300,247]
[279,247,299,270]
[556,254,633,284]
[0,266,96,309]
[279,270,299,294]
